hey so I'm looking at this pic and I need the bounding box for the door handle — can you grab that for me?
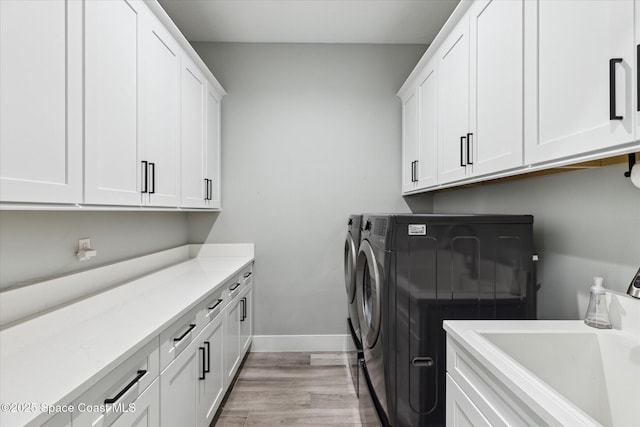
[199,347,206,380]
[460,136,467,167]
[204,178,209,200]
[141,161,148,194]
[466,133,473,165]
[204,341,210,374]
[411,356,434,367]
[149,162,156,194]
[609,58,623,120]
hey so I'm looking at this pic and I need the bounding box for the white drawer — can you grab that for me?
[159,308,200,372]
[197,287,226,327]
[72,339,159,427]
[225,266,253,301]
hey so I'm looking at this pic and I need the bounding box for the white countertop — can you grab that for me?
[0,249,254,427]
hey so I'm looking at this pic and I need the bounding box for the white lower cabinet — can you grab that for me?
[239,285,253,355]
[197,314,225,426]
[110,379,159,427]
[224,295,243,385]
[160,339,199,426]
[446,375,490,427]
[41,413,71,427]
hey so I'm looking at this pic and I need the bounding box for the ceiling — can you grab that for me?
[157,0,460,45]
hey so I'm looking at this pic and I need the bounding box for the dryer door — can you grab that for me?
[356,239,382,349]
[344,231,357,303]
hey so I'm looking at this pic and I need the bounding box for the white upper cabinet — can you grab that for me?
[416,60,439,189]
[401,90,419,194]
[524,0,635,164]
[469,0,523,176]
[84,0,142,206]
[437,15,471,184]
[205,84,223,209]
[180,58,208,209]
[0,0,82,204]
[139,10,181,207]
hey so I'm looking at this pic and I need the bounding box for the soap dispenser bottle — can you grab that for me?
[584,276,612,329]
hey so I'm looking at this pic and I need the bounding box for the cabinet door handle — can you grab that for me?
[141,161,148,194]
[240,298,246,321]
[208,298,223,312]
[460,136,467,167]
[229,282,241,291]
[609,58,623,120]
[466,133,473,165]
[410,161,414,183]
[413,160,419,182]
[149,162,156,194]
[204,341,210,374]
[411,356,434,367]
[199,347,206,380]
[208,179,213,200]
[204,178,209,200]
[104,370,147,404]
[173,323,196,344]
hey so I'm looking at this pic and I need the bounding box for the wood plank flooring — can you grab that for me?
[213,352,362,426]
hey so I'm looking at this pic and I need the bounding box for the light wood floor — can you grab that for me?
[213,352,362,426]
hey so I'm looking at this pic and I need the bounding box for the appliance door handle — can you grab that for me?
[199,347,206,380]
[411,356,434,367]
[104,370,147,404]
[141,161,148,194]
[173,323,196,344]
[460,136,467,167]
[149,162,156,194]
[609,58,623,120]
[466,133,473,165]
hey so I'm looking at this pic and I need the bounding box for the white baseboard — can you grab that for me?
[251,334,353,352]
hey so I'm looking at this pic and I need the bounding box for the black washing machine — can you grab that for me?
[356,214,537,426]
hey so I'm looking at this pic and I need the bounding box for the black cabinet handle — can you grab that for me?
[460,136,467,167]
[173,323,196,344]
[466,133,473,165]
[412,160,419,182]
[149,162,156,194]
[243,272,252,279]
[204,341,210,374]
[411,357,434,367]
[141,161,148,194]
[240,298,246,322]
[204,178,209,200]
[637,46,639,112]
[610,58,623,120]
[229,282,241,291]
[199,347,206,380]
[104,370,147,404]
[208,298,223,311]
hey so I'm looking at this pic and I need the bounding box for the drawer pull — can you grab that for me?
[173,324,196,344]
[411,357,434,367]
[243,272,252,279]
[104,370,147,404]
[229,282,241,291]
[208,299,223,311]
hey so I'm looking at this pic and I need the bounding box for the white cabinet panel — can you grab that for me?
[205,85,222,209]
[139,12,180,207]
[0,0,82,203]
[438,16,471,184]
[84,0,141,205]
[225,297,242,385]
[524,0,635,164]
[240,285,253,354]
[401,91,419,193]
[446,375,491,427]
[160,341,198,427]
[111,379,159,427]
[469,0,523,175]
[180,58,207,208]
[416,62,439,188]
[197,314,225,427]
[41,412,71,427]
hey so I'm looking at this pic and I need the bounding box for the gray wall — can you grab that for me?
[432,164,640,320]
[0,211,189,289]
[189,43,432,335]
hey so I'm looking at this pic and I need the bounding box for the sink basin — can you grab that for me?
[479,331,639,427]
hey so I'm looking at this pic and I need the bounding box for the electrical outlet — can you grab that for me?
[78,238,91,250]
[77,238,97,261]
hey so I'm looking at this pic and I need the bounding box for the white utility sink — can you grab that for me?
[480,330,639,426]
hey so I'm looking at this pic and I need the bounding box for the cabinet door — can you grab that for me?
[524,0,635,164]
[84,0,142,206]
[416,61,439,188]
[139,12,180,207]
[111,379,159,427]
[160,341,198,427]
[636,0,640,139]
[0,0,82,204]
[401,90,419,194]
[240,286,253,355]
[469,0,523,176]
[41,412,71,427]
[205,84,222,209]
[446,375,491,427]
[225,297,242,385]
[438,16,471,184]
[197,315,225,427]
[180,58,207,208]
